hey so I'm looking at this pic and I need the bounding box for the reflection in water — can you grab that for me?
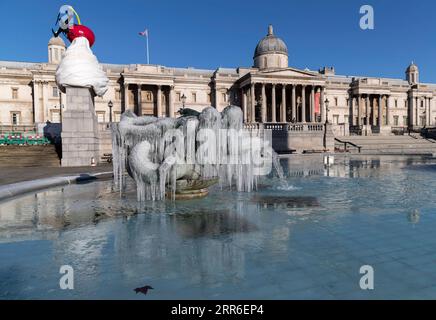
[408,209,420,224]
[2,155,436,299]
[170,210,258,238]
[251,195,319,208]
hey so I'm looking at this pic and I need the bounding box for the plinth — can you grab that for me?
[61,87,100,167]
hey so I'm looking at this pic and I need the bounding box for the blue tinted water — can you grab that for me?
[1,155,436,299]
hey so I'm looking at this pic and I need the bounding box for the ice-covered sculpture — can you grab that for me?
[112,106,284,201]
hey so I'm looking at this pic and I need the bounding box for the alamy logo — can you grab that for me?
[59,265,74,290]
[360,5,374,30]
[359,265,374,290]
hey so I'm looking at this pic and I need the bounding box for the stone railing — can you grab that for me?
[244,122,324,132]
[0,124,38,134]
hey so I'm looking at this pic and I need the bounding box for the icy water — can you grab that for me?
[2,155,436,299]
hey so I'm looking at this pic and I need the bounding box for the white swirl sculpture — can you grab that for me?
[56,37,109,97]
[112,106,283,201]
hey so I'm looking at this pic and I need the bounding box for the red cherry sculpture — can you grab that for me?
[67,25,95,47]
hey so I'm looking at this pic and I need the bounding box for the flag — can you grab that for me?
[139,29,148,37]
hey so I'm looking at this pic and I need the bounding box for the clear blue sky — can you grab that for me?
[1,0,435,82]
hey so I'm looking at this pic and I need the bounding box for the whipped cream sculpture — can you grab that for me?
[53,5,108,97]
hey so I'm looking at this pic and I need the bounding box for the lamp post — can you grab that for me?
[108,100,113,123]
[181,94,187,109]
[324,98,330,150]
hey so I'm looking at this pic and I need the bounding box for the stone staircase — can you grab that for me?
[335,135,436,155]
[0,145,61,167]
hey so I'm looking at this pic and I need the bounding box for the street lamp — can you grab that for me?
[324,98,330,124]
[108,100,113,123]
[181,94,187,109]
[324,98,330,150]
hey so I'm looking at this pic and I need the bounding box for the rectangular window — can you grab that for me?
[53,86,59,97]
[344,115,349,124]
[97,112,105,123]
[11,112,20,125]
[334,97,338,106]
[333,115,339,124]
[393,116,399,126]
[192,92,197,103]
[403,116,408,126]
[222,93,227,103]
[395,99,398,108]
[114,112,121,122]
[51,110,61,123]
[176,92,181,102]
[115,89,121,101]
[12,88,18,100]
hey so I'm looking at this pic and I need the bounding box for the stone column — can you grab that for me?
[310,86,315,122]
[301,85,306,123]
[251,83,256,122]
[350,95,355,125]
[292,85,296,122]
[42,82,49,122]
[271,84,276,123]
[320,87,325,123]
[136,85,142,116]
[33,81,42,124]
[281,84,286,122]
[386,95,390,125]
[378,95,382,128]
[364,95,370,135]
[156,85,162,117]
[261,83,267,123]
[124,83,130,112]
[357,95,362,126]
[242,88,247,123]
[429,98,433,126]
[169,86,175,117]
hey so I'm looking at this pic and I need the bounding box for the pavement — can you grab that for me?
[0,163,112,185]
[0,163,113,202]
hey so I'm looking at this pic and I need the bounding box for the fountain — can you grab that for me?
[112,106,283,201]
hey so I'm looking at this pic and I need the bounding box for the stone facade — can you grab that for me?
[0,26,435,139]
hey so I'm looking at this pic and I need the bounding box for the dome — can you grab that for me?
[48,36,66,48]
[406,62,418,73]
[254,25,288,58]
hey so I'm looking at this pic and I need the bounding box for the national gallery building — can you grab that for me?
[0,25,434,137]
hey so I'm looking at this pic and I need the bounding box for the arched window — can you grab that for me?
[264,57,267,68]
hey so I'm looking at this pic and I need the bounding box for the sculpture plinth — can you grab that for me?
[61,86,100,167]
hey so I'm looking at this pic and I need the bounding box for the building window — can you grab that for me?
[192,92,197,103]
[344,115,349,124]
[421,100,424,108]
[96,112,105,123]
[393,116,399,126]
[12,88,18,100]
[395,99,398,108]
[144,91,153,102]
[51,110,61,123]
[114,112,121,122]
[52,86,59,97]
[207,93,211,103]
[333,115,339,124]
[222,93,227,103]
[334,97,338,106]
[403,116,408,125]
[115,89,121,101]
[176,92,181,101]
[11,112,21,125]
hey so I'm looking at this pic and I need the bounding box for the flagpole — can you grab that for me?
[146,33,150,64]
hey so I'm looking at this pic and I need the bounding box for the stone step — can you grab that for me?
[0,145,60,167]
